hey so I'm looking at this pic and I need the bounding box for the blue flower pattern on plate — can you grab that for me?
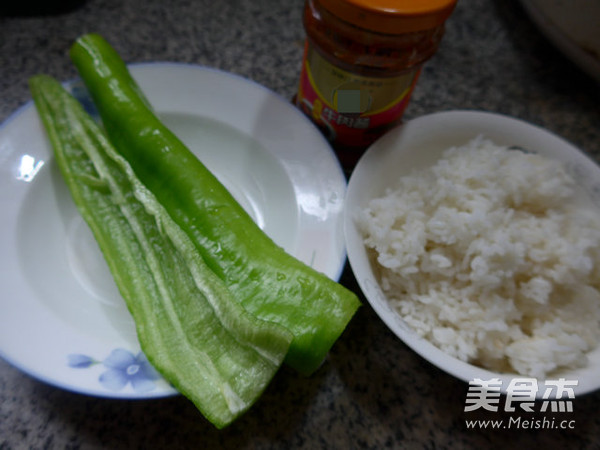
[67,353,96,368]
[68,348,162,393]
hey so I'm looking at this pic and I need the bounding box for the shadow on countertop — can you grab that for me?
[1,0,86,17]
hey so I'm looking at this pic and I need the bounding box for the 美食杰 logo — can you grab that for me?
[464,378,577,430]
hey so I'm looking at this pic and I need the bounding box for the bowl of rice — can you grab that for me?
[345,110,600,397]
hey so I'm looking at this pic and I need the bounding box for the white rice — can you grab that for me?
[356,137,600,379]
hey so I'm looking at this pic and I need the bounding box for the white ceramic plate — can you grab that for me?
[520,0,600,83]
[345,110,600,398]
[0,63,347,398]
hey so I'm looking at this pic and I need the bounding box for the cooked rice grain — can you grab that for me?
[357,137,600,378]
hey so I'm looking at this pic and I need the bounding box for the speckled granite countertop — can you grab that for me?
[1,0,600,448]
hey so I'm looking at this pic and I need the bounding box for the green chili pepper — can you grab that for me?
[69,33,361,375]
[29,74,293,429]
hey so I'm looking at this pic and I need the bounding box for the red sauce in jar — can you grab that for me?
[296,0,457,168]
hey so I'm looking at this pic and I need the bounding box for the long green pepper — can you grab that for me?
[69,33,361,375]
[29,74,293,429]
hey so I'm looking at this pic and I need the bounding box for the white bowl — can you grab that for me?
[344,110,600,398]
[519,0,600,83]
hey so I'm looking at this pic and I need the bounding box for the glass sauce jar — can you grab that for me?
[296,0,457,168]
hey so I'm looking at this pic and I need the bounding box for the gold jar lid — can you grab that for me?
[318,0,458,34]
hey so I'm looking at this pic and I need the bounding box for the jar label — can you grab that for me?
[296,41,421,149]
